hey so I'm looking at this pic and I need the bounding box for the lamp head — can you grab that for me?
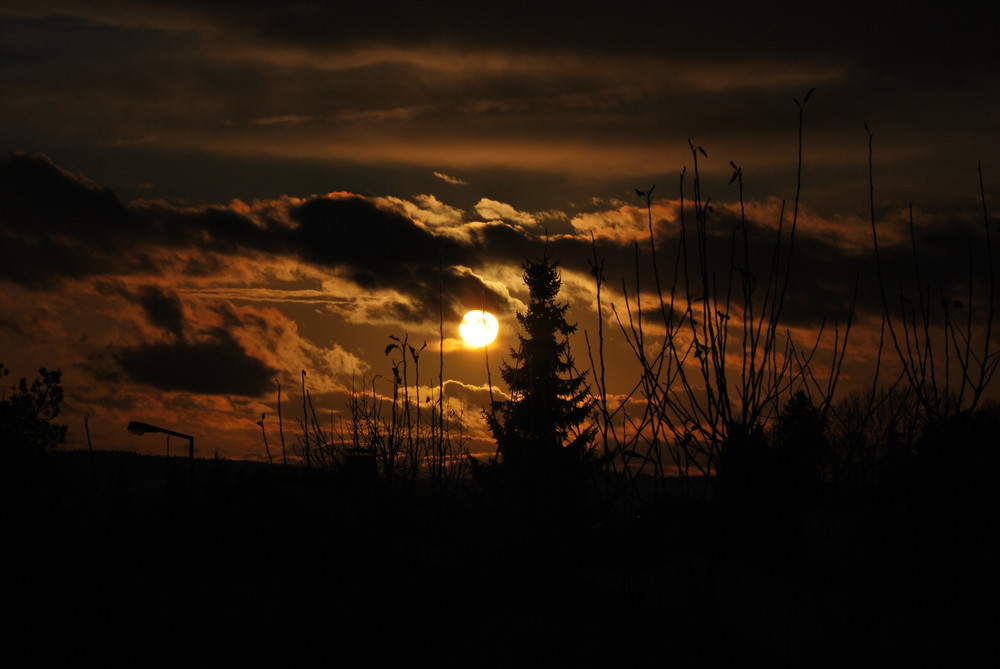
[127,421,157,435]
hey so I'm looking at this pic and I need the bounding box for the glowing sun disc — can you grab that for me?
[459,310,499,347]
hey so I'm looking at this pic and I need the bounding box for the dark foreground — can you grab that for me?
[4,449,994,664]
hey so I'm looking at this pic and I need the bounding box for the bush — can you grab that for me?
[0,364,67,455]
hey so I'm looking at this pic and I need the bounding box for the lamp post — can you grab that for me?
[127,421,195,474]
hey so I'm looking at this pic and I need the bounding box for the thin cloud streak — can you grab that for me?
[433,171,467,186]
[176,287,378,304]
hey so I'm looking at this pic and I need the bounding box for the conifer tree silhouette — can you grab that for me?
[487,252,595,511]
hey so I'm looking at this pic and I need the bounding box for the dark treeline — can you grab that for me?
[3,398,996,662]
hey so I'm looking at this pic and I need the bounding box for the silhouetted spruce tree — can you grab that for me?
[486,253,596,512]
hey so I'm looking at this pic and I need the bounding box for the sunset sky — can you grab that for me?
[2,2,998,459]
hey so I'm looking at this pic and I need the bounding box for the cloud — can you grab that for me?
[0,154,517,326]
[249,114,313,126]
[3,2,996,215]
[570,200,679,243]
[0,152,137,285]
[2,142,995,459]
[133,285,186,337]
[433,171,467,186]
[335,106,427,123]
[377,194,466,232]
[289,195,441,274]
[474,198,537,227]
[16,1,990,83]
[444,379,502,409]
[116,328,277,396]
[8,150,988,346]
[178,286,357,305]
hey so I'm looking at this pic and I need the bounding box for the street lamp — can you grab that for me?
[127,421,195,465]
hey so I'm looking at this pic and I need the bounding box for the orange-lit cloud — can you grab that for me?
[474,198,537,228]
[433,171,468,186]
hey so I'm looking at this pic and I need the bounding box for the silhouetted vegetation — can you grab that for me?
[477,252,597,518]
[1,363,66,460]
[5,91,996,662]
[274,356,472,496]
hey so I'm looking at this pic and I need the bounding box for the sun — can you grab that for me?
[459,310,499,347]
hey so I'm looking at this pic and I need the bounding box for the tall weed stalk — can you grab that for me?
[588,90,857,502]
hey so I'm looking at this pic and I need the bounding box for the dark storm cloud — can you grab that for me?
[134,284,186,337]
[286,196,517,318]
[117,328,276,396]
[0,153,289,285]
[0,153,266,281]
[2,151,990,345]
[630,203,869,330]
[473,223,540,262]
[470,221,599,274]
[291,197,441,280]
[0,152,137,285]
[93,279,188,337]
[473,209,660,297]
[0,153,512,320]
[649,200,995,333]
[210,301,261,332]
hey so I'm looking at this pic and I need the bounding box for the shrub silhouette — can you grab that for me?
[912,402,1000,500]
[717,391,826,508]
[1,364,67,457]
[774,390,826,489]
[716,419,769,505]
